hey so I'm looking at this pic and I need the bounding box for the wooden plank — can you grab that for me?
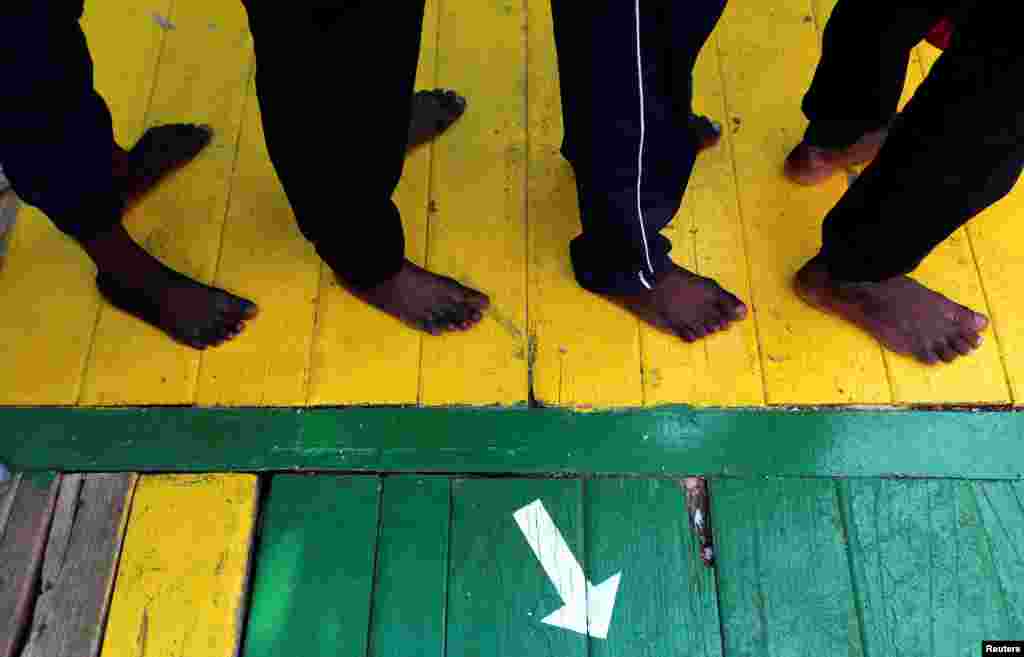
[367,476,449,657]
[841,479,1024,656]
[809,15,1007,403]
[810,0,838,31]
[0,206,101,405]
[306,1,439,407]
[242,475,379,657]
[966,186,1024,406]
[586,478,722,655]
[0,0,170,406]
[0,473,16,525]
[8,406,1024,478]
[712,478,862,656]
[82,0,172,147]
[447,478,587,656]
[0,472,60,657]
[642,27,765,408]
[525,0,642,410]
[969,481,1024,640]
[81,0,254,405]
[913,46,1021,400]
[916,42,942,74]
[886,227,1008,404]
[868,46,1007,404]
[419,0,529,406]
[716,0,891,405]
[100,474,258,657]
[946,5,1024,407]
[194,76,322,406]
[21,474,136,657]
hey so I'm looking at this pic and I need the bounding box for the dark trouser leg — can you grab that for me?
[820,0,1023,282]
[550,0,725,296]
[0,5,123,241]
[241,0,425,289]
[801,0,969,149]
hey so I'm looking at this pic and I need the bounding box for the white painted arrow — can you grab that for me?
[513,499,622,639]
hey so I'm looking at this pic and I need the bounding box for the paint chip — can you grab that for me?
[152,12,176,30]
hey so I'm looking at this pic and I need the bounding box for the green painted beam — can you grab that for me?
[2,407,1024,477]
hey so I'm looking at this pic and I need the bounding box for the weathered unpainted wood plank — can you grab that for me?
[242,475,380,657]
[0,473,16,523]
[712,478,862,657]
[586,478,722,655]
[447,478,587,656]
[100,474,258,657]
[367,476,449,657]
[21,474,136,657]
[0,472,61,657]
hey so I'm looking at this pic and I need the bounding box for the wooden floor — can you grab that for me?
[3,471,1022,656]
[2,0,1022,409]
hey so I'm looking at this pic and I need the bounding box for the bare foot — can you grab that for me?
[784,125,889,186]
[407,89,467,151]
[346,260,490,335]
[608,263,747,342]
[84,224,257,350]
[114,124,214,209]
[795,256,988,364]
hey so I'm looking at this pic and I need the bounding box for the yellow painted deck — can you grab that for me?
[1,0,1021,410]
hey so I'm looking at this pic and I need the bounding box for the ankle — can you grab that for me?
[81,224,165,284]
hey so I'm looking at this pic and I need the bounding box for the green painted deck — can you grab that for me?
[6,470,1021,655]
[3,407,1024,655]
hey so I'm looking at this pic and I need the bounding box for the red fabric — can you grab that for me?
[925,17,954,50]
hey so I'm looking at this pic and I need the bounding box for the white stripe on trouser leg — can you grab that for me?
[638,270,653,290]
[634,0,655,278]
